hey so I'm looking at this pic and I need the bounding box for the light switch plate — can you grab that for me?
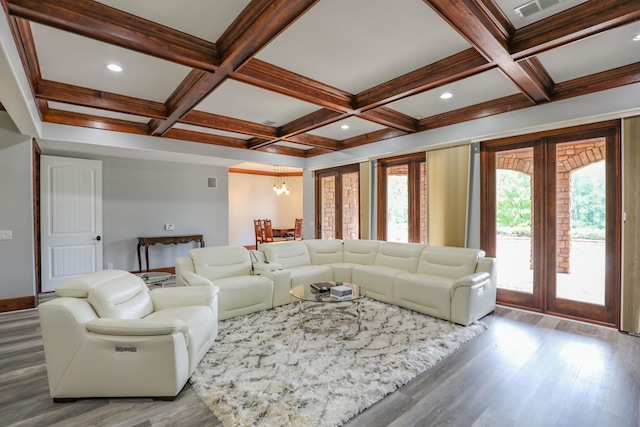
[0,230,12,240]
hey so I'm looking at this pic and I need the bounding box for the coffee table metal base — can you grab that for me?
[295,299,363,339]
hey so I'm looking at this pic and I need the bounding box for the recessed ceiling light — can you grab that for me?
[440,92,453,100]
[633,34,640,42]
[341,124,350,130]
[107,64,122,72]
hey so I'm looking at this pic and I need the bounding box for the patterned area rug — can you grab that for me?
[190,298,487,427]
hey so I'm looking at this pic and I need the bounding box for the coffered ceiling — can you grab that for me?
[0,0,639,162]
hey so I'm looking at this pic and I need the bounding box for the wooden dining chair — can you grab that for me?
[262,219,274,242]
[253,219,265,248]
[294,218,303,240]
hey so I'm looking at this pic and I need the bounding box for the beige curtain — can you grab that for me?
[622,116,640,333]
[359,161,371,240]
[427,144,470,247]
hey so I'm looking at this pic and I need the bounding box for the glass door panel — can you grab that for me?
[554,139,606,306]
[341,171,359,240]
[320,175,336,239]
[495,148,534,295]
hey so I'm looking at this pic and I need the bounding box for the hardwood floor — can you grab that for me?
[2,297,639,427]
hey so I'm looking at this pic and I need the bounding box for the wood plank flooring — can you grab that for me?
[1,294,639,427]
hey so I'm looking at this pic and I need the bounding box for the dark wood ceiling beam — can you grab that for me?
[35,80,168,119]
[149,0,319,136]
[254,144,308,157]
[246,137,277,150]
[284,133,339,151]
[163,128,248,149]
[216,0,319,70]
[511,0,640,60]
[42,108,150,135]
[552,62,640,102]
[426,0,551,103]
[180,110,277,139]
[357,107,417,133]
[4,0,219,71]
[418,93,533,131]
[355,49,491,111]
[149,71,223,136]
[232,58,354,112]
[339,128,408,150]
[9,17,40,89]
[278,109,349,138]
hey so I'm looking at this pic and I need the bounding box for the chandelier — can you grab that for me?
[273,165,290,196]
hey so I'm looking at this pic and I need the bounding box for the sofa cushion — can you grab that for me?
[211,275,273,320]
[304,239,344,264]
[87,278,154,319]
[393,273,453,320]
[374,242,425,273]
[289,265,334,287]
[417,247,484,279]
[352,265,405,304]
[343,239,381,264]
[262,241,312,269]
[55,270,137,298]
[189,246,252,280]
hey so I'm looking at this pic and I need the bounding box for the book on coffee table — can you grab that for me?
[310,282,336,292]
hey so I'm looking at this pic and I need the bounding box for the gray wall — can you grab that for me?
[0,113,34,299]
[100,156,229,271]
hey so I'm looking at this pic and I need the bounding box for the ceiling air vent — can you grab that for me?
[514,0,564,18]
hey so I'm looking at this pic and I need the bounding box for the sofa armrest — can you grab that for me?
[150,285,218,311]
[86,318,188,336]
[181,270,214,287]
[175,257,196,287]
[253,262,283,272]
[255,268,292,307]
[450,272,490,295]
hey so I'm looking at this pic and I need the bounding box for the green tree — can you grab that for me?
[496,169,531,229]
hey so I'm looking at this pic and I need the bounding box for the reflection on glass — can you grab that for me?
[321,175,336,239]
[386,165,408,242]
[555,140,606,306]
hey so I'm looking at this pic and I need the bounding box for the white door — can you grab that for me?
[41,155,103,292]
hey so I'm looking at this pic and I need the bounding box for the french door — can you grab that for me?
[315,164,360,239]
[481,121,620,327]
[377,153,426,243]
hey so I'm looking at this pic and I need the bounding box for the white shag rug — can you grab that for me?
[190,298,487,427]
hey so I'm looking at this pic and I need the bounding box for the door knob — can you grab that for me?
[96,236,101,241]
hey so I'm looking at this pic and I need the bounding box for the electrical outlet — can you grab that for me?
[164,224,174,231]
[0,230,12,240]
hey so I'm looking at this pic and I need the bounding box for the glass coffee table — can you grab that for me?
[290,282,366,338]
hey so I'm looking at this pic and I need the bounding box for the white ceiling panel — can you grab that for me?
[31,23,191,103]
[388,69,521,118]
[308,117,386,140]
[95,0,251,43]
[256,0,470,94]
[48,102,150,123]
[194,79,319,126]
[494,0,589,29]
[537,22,640,83]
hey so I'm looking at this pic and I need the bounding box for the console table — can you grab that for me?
[137,235,205,272]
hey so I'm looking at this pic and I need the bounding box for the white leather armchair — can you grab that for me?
[38,270,218,402]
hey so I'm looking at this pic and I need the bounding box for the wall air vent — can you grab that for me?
[208,177,217,189]
[514,0,564,18]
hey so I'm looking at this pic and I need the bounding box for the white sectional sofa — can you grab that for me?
[176,246,283,320]
[255,239,497,326]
